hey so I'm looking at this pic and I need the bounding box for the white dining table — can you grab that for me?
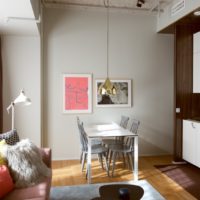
[84,123,138,184]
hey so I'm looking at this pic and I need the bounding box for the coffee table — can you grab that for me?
[97,184,144,200]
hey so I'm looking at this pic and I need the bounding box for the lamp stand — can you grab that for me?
[11,103,15,130]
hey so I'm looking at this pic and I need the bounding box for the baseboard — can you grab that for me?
[172,161,187,164]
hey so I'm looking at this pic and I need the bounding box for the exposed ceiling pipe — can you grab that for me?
[42,1,154,12]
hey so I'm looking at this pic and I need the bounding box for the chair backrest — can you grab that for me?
[127,118,140,134]
[120,116,129,128]
[77,117,81,131]
[125,119,140,148]
[76,117,88,151]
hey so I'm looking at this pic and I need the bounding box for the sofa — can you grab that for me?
[3,148,52,200]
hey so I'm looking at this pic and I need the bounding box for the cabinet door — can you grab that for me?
[183,120,196,165]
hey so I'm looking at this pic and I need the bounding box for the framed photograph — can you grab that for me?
[63,74,92,113]
[95,79,132,107]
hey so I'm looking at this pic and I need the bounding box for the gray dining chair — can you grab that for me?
[108,119,140,177]
[76,117,109,177]
[102,115,129,147]
[77,117,102,164]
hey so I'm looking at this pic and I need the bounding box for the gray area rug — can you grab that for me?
[50,180,165,200]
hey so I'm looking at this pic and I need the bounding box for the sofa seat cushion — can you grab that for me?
[3,176,51,200]
[0,165,14,198]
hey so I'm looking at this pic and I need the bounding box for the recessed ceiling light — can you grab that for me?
[194,10,200,16]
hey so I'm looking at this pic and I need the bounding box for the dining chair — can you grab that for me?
[102,115,129,147]
[77,117,102,163]
[76,117,109,177]
[108,119,140,177]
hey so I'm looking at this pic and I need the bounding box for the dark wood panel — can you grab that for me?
[174,24,200,161]
[192,94,200,118]
[175,25,193,118]
[173,118,182,161]
[174,24,193,161]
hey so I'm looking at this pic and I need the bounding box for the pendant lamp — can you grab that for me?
[98,0,117,96]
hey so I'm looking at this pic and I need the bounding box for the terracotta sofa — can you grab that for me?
[3,148,52,200]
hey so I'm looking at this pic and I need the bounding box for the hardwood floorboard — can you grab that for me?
[51,155,197,200]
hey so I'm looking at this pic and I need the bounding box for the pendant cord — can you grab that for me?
[104,0,109,78]
[107,0,109,78]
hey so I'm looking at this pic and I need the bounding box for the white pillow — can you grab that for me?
[4,139,51,188]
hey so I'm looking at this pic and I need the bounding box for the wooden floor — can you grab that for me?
[52,155,197,200]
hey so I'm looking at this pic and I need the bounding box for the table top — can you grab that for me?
[84,123,121,132]
[85,123,137,138]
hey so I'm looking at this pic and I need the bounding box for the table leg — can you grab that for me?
[87,138,92,184]
[134,136,138,181]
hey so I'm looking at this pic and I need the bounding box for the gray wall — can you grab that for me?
[2,35,41,146]
[44,8,174,160]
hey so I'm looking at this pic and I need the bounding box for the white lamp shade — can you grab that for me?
[13,90,31,106]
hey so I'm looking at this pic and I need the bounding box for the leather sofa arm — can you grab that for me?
[39,148,52,168]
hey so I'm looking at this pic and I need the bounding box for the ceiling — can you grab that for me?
[42,0,174,12]
[0,0,175,35]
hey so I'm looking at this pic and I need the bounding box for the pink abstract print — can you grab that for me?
[65,77,88,110]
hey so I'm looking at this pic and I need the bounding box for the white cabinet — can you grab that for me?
[193,32,200,93]
[183,120,200,167]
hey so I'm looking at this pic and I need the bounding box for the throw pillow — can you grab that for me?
[5,139,51,188]
[0,129,19,145]
[0,165,14,198]
[0,140,7,165]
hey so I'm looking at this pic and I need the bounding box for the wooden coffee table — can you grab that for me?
[99,184,144,200]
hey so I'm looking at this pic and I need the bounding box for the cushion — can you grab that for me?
[0,165,14,198]
[5,139,51,188]
[0,140,7,165]
[0,129,19,145]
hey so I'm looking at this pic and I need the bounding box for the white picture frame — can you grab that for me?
[95,79,132,107]
[63,74,92,113]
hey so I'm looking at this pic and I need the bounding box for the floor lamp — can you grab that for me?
[7,90,31,130]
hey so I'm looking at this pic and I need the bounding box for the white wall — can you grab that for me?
[2,35,41,146]
[44,7,174,160]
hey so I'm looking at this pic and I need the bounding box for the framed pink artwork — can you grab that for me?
[63,74,92,113]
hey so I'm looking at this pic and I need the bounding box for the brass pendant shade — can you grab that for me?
[98,78,117,95]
